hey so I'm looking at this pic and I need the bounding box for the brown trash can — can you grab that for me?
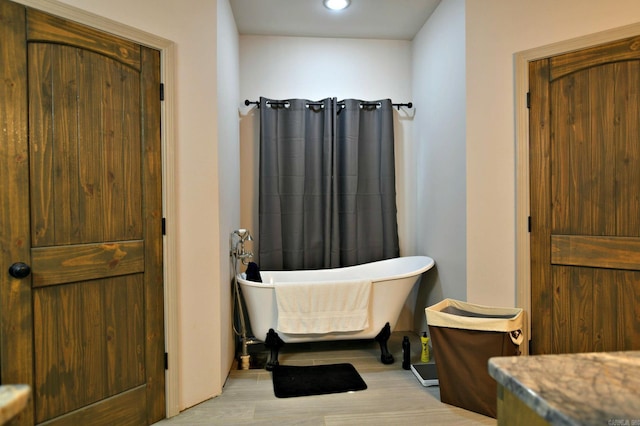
[425,299,523,418]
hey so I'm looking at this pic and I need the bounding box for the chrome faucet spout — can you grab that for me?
[238,251,253,265]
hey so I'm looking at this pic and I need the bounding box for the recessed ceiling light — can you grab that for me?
[323,0,351,11]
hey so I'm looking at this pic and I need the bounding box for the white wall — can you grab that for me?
[238,35,418,330]
[411,0,466,333]
[38,0,228,411]
[465,0,640,307]
[216,0,240,401]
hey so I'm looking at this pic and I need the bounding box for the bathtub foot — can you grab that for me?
[375,322,394,365]
[264,328,285,371]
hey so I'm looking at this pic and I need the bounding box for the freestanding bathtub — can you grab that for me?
[237,256,435,343]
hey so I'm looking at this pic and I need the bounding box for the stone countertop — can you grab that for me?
[488,351,640,426]
[0,385,30,425]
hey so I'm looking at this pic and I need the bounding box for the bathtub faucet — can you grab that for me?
[230,228,256,368]
[230,228,254,265]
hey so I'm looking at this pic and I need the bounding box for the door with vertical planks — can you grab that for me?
[529,36,640,355]
[0,1,165,424]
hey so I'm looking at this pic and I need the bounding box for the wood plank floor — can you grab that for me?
[154,332,496,425]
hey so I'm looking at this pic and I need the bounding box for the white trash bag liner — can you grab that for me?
[425,298,524,345]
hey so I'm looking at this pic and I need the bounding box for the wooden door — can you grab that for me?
[530,36,640,355]
[0,2,165,424]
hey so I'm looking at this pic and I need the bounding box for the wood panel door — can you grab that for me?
[0,2,165,424]
[530,36,640,355]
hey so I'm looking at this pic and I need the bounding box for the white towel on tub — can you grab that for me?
[274,279,372,334]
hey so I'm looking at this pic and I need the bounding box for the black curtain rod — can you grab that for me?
[244,99,413,110]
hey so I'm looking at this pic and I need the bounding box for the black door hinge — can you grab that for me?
[162,218,166,235]
[160,83,165,101]
[528,216,532,232]
[526,92,531,109]
[165,352,169,370]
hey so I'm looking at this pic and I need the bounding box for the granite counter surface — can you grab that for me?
[0,385,30,425]
[488,351,640,426]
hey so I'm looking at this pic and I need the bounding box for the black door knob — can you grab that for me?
[8,262,31,279]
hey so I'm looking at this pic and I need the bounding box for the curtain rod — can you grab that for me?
[244,99,413,110]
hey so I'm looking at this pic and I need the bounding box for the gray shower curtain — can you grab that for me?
[259,97,399,270]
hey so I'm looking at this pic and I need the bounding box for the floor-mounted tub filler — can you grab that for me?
[236,255,435,369]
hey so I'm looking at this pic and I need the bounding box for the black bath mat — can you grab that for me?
[272,363,367,398]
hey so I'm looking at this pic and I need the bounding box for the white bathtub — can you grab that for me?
[237,256,435,343]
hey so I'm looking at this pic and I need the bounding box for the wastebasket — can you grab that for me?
[425,299,523,418]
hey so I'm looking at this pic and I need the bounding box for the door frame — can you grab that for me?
[515,22,640,354]
[12,0,179,417]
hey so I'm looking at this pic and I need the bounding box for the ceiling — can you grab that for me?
[229,0,441,40]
